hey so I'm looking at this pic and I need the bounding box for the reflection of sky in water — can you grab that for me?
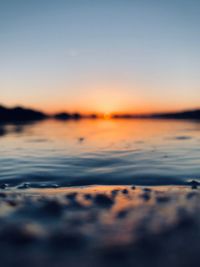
[0,119,200,187]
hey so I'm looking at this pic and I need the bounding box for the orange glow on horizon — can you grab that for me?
[3,81,200,116]
[4,98,200,116]
[33,101,198,116]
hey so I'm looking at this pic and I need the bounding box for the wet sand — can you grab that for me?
[0,185,199,267]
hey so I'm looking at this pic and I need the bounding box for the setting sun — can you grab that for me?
[103,112,112,119]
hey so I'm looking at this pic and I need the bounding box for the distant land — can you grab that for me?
[0,105,95,122]
[0,105,47,122]
[0,104,200,123]
[112,109,200,120]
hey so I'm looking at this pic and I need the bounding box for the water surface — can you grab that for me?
[0,119,200,188]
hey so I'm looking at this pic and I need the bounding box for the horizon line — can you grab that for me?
[1,103,200,117]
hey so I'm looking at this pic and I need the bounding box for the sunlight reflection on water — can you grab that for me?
[0,119,200,188]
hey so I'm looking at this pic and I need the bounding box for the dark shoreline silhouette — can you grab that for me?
[54,112,97,120]
[0,105,47,123]
[112,110,200,120]
[47,108,200,121]
[1,104,200,123]
[150,110,200,120]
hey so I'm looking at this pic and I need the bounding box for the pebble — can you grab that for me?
[84,193,92,200]
[93,194,114,208]
[143,188,152,193]
[111,189,119,197]
[188,180,199,190]
[122,189,129,195]
[156,196,170,203]
[66,192,78,201]
[140,192,151,201]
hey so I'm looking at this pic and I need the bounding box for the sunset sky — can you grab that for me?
[0,0,200,114]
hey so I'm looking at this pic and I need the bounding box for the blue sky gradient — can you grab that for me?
[1,0,200,113]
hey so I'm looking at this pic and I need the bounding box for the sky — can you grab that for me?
[0,0,200,114]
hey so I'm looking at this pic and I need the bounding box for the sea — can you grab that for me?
[0,118,200,188]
